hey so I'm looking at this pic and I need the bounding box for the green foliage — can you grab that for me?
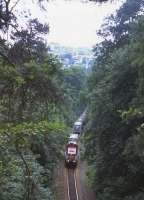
[0,56,64,122]
[62,65,88,124]
[0,121,68,200]
[0,57,86,199]
[84,1,144,200]
[0,2,88,200]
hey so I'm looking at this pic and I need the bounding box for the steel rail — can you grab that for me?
[67,169,79,200]
[74,169,79,200]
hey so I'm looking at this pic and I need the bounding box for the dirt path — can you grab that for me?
[54,162,68,200]
[76,161,96,200]
[54,161,96,200]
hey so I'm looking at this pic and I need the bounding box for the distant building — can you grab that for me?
[48,43,94,68]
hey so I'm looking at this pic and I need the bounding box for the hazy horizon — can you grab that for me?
[14,0,125,48]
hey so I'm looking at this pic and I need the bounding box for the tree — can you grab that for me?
[0,2,77,199]
[85,1,144,200]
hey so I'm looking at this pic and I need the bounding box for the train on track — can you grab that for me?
[73,121,82,135]
[65,141,78,168]
[65,111,86,168]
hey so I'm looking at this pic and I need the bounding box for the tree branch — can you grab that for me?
[15,141,31,200]
[10,0,21,12]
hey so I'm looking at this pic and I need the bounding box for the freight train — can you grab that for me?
[65,111,86,168]
[73,121,82,135]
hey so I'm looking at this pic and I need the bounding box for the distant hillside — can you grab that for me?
[49,43,94,68]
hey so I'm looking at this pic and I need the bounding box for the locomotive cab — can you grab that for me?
[65,142,78,168]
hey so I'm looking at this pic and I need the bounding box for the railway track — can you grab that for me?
[67,169,79,200]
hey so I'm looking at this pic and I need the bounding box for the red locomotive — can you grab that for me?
[65,142,78,168]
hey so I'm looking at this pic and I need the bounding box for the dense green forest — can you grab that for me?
[84,0,144,200]
[0,1,87,199]
[1,0,144,200]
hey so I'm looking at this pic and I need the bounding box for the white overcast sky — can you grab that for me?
[13,0,125,47]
